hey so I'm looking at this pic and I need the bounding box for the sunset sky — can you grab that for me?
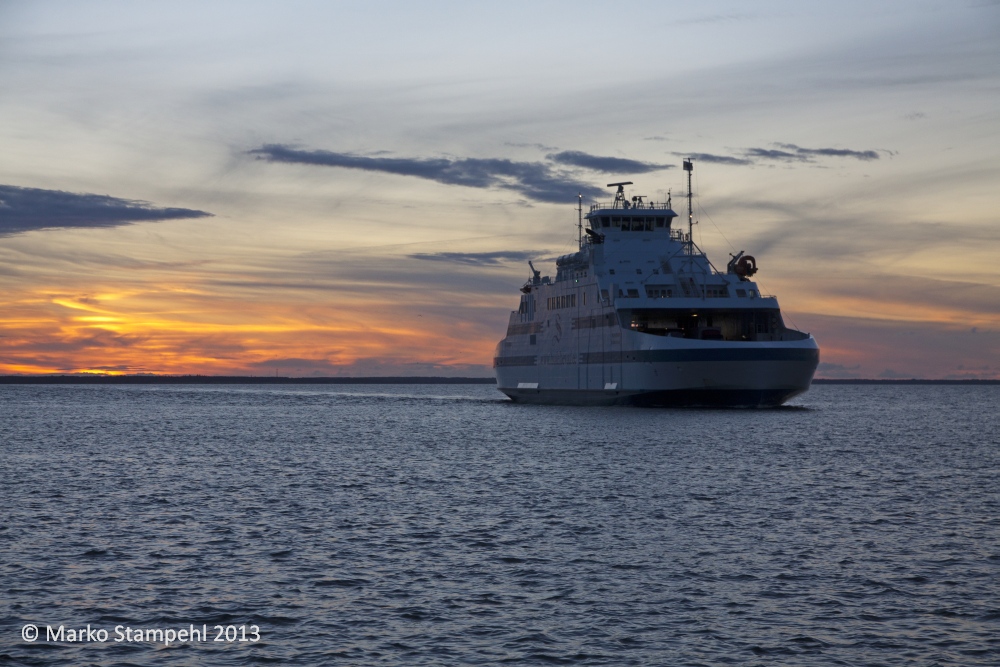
[1,0,998,378]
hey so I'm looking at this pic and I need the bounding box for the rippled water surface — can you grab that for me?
[2,383,999,666]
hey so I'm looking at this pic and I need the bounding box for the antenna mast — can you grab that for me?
[577,193,583,249]
[683,158,694,253]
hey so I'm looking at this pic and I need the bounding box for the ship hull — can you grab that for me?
[495,338,819,408]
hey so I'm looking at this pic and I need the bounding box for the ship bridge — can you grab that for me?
[584,182,678,240]
[586,206,679,235]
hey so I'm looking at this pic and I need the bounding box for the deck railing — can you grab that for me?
[589,202,675,211]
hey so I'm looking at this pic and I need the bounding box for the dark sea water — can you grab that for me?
[1,383,998,666]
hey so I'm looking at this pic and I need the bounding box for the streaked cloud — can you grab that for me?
[546,151,673,174]
[248,146,674,203]
[760,143,881,162]
[681,152,754,166]
[248,144,608,203]
[410,250,545,266]
[0,185,212,237]
[504,141,558,151]
[676,144,881,167]
[744,147,811,162]
[737,200,1000,263]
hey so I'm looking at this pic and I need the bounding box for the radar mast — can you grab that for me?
[607,181,633,209]
[683,159,695,253]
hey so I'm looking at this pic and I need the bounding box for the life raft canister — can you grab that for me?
[735,255,758,278]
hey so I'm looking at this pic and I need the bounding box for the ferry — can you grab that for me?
[493,160,819,406]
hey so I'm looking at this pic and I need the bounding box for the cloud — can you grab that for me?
[758,143,881,162]
[504,141,558,151]
[679,152,754,166]
[546,151,673,174]
[745,147,810,162]
[249,144,607,203]
[0,184,212,237]
[248,147,673,202]
[676,144,882,167]
[740,194,1000,265]
[409,250,545,266]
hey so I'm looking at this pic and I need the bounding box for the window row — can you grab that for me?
[547,294,577,310]
[640,286,735,299]
[593,216,671,231]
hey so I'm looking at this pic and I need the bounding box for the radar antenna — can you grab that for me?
[607,181,633,209]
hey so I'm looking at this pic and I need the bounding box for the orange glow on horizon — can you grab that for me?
[2,263,998,378]
[796,297,1000,329]
[0,281,504,376]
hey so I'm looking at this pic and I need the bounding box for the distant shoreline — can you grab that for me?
[0,376,998,385]
[813,378,999,385]
[0,375,498,385]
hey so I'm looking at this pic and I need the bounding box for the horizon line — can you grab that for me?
[1,375,998,385]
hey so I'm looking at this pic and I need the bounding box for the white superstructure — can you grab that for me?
[493,161,819,406]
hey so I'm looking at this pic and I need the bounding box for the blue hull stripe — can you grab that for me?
[495,347,818,367]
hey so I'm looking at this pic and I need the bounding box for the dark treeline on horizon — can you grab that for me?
[0,376,998,385]
[0,375,498,385]
[812,378,1000,385]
